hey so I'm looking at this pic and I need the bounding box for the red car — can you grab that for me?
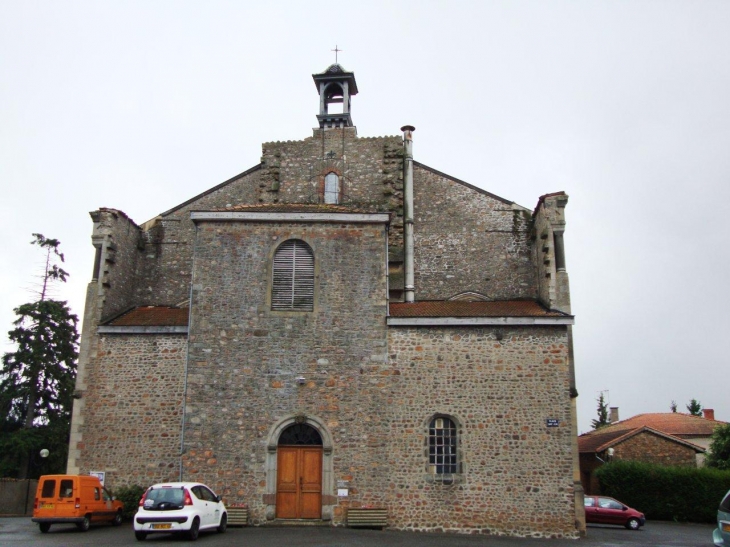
[584,495,646,530]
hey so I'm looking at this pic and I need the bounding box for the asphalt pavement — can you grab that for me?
[0,517,716,547]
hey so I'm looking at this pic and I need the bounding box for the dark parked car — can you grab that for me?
[584,495,645,530]
[714,489,730,546]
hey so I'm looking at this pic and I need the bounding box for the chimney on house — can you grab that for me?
[609,407,619,423]
[703,409,715,421]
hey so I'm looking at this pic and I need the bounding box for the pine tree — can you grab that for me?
[670,400,678,412]
[591,393,610,430]
[0,234,78,478]
[686,399,702,417]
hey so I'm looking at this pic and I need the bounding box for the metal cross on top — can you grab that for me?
[331,45,342,63]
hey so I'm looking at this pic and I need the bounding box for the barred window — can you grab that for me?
[272,240,314,311]
[324,172,340,204]
[428,416,458,474]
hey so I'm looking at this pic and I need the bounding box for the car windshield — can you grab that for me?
[143,487,185,510]
[720,491,730,513]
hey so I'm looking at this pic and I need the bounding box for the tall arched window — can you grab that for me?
[324,172,339,204]
[272,240,314,311]
[428,416,459,475]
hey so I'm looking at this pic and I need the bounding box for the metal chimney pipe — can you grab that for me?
[401,125,416,303]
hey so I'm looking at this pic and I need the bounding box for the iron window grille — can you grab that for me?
[428,417,459,475]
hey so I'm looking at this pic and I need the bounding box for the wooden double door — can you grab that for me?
[276,446,322,519]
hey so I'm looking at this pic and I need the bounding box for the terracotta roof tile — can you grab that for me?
[578,427,636,453]
[610,413,725,436]
[106,307,189,327]
[389,300,570,318]
[578,412,726,453]
[578,426,706,453]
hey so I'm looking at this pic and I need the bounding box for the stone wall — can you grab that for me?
[96,130,546,312]
[132,129,404,308]
[74,333,187,488]
[181,219,391,523]
[135,166,263,308]
[532,193,570,312]
[385,325,577,537]
[92,209,143,321]
[614,431,698,467]
[413,164,536,301]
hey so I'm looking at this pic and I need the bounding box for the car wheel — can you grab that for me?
[76,515,91,532]
[217,513,227,533]
[188,517,200,541]
[39,523,51,533]
[112,510,123,526]
[625,517,640,530]
[135,531,147,541]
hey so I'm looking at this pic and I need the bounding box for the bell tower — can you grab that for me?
[312,64,358,129]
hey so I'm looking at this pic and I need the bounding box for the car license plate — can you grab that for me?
[39,503,53,509]
[151,523,172,530]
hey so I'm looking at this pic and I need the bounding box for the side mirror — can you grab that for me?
[217,495,222,502]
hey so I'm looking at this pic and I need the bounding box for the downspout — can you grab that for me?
[401,125,416,303]
[179,222,199,481]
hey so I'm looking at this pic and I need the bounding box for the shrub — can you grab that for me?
[111,484,146,520]
[596,460,730,523]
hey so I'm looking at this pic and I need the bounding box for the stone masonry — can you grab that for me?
[69,64,583,538]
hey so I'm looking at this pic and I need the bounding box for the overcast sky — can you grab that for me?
[1,1,729,434]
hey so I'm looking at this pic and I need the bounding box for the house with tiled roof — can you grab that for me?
[578,408,725,494]
[68,64,583,537]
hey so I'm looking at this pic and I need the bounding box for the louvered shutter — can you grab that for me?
[272,240,314,311]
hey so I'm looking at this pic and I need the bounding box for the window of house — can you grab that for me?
[428,416,458,475]
[272,240,314,311]
[324,172,340,204]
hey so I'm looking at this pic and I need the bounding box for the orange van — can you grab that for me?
[31,474,124,533]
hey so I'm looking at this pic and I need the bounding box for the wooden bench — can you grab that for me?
[346,508,387,528]
[226,506,249,526]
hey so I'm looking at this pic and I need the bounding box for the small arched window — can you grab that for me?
[272,240,314,311]
[428,416,459,475]
[324,172,340,204]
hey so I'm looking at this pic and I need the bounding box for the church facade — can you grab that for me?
[68,64,585,537]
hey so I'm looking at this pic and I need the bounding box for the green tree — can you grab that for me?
[686,399,702,416]
[670,400,677,412]
[705,423,730,471]
[591,393,610,430]
[0,234,78,478]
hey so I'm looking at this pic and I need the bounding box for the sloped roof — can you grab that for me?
[389,300,570,318]
[578,425,706,454]
[105,307,189,327]
[104,300,566,327]
[578,412,726,454]
[610,413,725,437]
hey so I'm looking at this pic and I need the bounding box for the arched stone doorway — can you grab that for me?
[265,415,334,521]
[276,423,322,519]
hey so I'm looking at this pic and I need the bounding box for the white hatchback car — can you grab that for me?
[133,482,227,541]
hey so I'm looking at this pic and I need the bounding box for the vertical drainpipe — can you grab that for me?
[179,222,198,481]
[401,125,416,303]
